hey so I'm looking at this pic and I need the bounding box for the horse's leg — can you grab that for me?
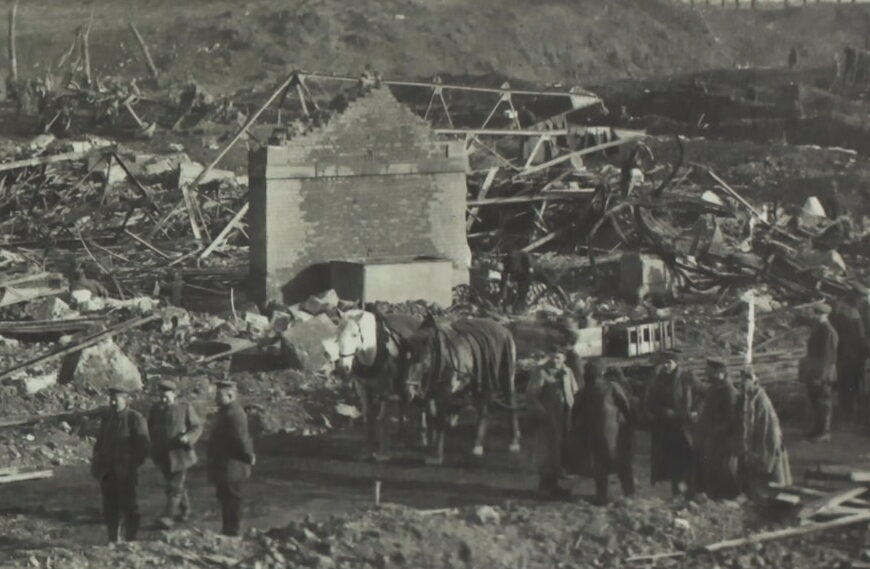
[424,400,445,466]
[419,407,429,448]
[472,401,488,457]
[508,388,521,454]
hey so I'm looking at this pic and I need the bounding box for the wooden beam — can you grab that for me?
[128,22,159,80]
[124,229,171,259]
[200,202,249,260]
[0,146,113,173]
[466,167,497,231]
[513,136,644,179]
[0,314,160,383]
[81,7,94,86]
[110,152,160,215]
[798,487,868,521]
[703,512,870,552]
[805,469,870,483]
[0,469,53,484]
[467,190,594,206]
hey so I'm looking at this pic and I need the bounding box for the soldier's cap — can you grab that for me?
[156,379,177,392]
[215,380,237,390]
[706,357,727,370]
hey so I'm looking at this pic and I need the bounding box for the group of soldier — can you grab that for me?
[90,379,255,542]
[801,287,870,442]
[528,346,790,503]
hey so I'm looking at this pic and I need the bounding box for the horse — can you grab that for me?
[404,314,520,466]
[334,308,424,460]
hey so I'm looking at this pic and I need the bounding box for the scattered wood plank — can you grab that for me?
[467,190,595,207]
[798,487,868,521]
[0,408,103,430]
[81,7,94,86]
[0,317,104,335]
[124,228,171,259]
[770,483,870,508]
[198,338,258,364]
[0,314,160,383]
[805,469,870,484]
[111,152,160,215]
[127,22,159,80]
[703,512,870,552]
[626,551,686,563]
[199,202,249,260]
[0,469,53,484]
[0,146,113,173]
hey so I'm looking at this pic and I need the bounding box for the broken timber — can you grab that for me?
[0,314,160,383]
[703,512,870,552]
[513,136,645,179]
[0,146,114,173]
[200,202,249,260]
[467,189,594,206]
[128,22,159,80]
[0,469,53,484]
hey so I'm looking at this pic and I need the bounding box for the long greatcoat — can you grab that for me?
[206,401,255,484]
[575,376,634,475]
[643,365,696,486]
[149,401,203,473]
[697,379,740,499]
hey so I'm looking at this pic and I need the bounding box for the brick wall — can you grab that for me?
[249,87,470,304]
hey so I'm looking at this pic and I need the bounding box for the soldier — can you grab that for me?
[574,362,635,505]
[800,303,838,442]
[90,386,150,543]
[643,350,697,497]
[148,379,203,529]
[527,347,579,499]
[500,247,533,313]
[697,358,741,500]
[207,380,255,536]
[829,291,867,414]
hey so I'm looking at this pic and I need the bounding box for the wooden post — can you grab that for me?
[744,290,755,365]
[374,480,381,506]
[8,1,17,82]
[128,23,159,81]
[81,8,94,86]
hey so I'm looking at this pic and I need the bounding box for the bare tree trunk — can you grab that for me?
[8,1,17,82]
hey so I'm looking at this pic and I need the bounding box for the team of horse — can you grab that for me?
[330,306,582,465]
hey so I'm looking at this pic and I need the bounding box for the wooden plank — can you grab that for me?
[128,22,159,80]
[0,146,113,173]
[805,469,870,484]
[703,512,870,552]
[0,469,53,484]
[124,228,171,259]
[0,408,102,429]
[514,136,644,178]
[467,190,594,207]
[0,314,160,383]
[200,202,249,260]
[798,487,868,520]
[0,317,104,335]
[8,1,17,82]
[769,484,870,508]
[466,166,498,231]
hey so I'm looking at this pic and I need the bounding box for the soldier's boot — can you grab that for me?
[593,473,609,506]
[106,520,120,543]
[125,514,140,542]
[619,465,636,498]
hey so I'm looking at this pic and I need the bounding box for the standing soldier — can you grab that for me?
[527,347,579,499]
[500,246,533,313]
[207,380,255,536]
[91,386,150,543]
[829,291,867,414]
[800,304,838,441]
[149,378,203,529]
[697,358,741,500]
[643,350,697,497]
[574,362,635,505]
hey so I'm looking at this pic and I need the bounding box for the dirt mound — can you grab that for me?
[10,1,870,93]
[21,497,868,568]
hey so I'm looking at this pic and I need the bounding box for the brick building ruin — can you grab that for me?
[249,87,470,304]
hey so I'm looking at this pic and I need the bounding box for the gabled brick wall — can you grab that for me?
[249,87,470,304]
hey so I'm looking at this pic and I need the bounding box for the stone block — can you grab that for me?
[58,339,142,392]
[280,314,338,373]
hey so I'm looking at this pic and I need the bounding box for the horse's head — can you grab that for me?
[335,310,378,376]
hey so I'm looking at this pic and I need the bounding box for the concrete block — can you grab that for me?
[280,314,338,373]
[58,339,142,392]
[20,373,57,395]
[270,311,292,333]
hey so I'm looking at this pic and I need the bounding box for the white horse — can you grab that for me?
[334,309,425,461]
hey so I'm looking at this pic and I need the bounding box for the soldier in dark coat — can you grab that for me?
[500,248,533,313]
[575,361,635,505]
[643,350,697,497]
[207,380,255,536]
[91,386,150,543]
[697,358,741,500]
[801,303,838,441]
[527,348,579,499]
[149,379,203,529]
[829,291,868,414]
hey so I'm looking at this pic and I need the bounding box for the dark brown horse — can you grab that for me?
[404,314,520,465]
